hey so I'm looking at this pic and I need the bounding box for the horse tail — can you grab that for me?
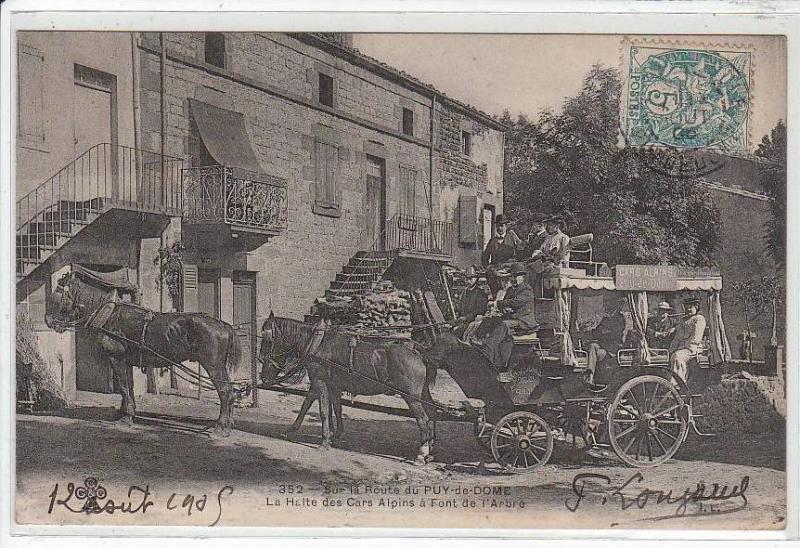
[225,323,244,379]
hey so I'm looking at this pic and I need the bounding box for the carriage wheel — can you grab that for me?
[607,375,688,468]
[490,411,553,473]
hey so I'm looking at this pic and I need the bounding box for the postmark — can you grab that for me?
[623,44,752,153]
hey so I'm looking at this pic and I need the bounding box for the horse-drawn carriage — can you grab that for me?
[45,259,731,474]
[258,259,732,473]
[424,261,732,473]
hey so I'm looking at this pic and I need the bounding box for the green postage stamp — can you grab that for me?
[622,43,752,153]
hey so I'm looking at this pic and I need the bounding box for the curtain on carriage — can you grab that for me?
[553,287,577,367]
[626,291,652,365]
[707,290,732,364]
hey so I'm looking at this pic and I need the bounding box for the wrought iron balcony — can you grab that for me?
[182,166,288,234]
[384,213,454,259]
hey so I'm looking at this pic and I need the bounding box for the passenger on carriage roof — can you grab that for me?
[527,215,571,272]
[519,213,548,260]
[457,265,489,326]
[669,297,706,385]
[481,214,523,295]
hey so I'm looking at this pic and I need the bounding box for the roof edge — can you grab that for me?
[291,33,508,132]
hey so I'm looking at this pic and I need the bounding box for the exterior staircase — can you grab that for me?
[16,198,106,279]
[304,249,397,322]
[16,142,185,283]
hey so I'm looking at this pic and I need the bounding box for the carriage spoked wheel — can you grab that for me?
[607,375,689,468]
[490,411,554,473]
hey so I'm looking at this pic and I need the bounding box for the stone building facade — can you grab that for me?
[15,31,506,400]
[134,32,505,323]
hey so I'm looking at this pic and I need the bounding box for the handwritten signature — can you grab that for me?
[565,472,749,518]
[48,479,234,526]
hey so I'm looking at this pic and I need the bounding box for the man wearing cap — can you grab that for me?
[669,297,707,384]
[498,262,538,332]
[456,266,489,340]
[647,301,677,347]
[481,214,523,295]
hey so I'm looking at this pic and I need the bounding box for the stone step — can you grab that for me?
[342,264,388,275]
[335,272,382,283]
[329,279,374,291]
[325,288,369,299]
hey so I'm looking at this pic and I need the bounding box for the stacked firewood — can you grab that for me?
[312,280,412,336]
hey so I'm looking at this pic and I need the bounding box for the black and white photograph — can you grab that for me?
[4,5,795,537]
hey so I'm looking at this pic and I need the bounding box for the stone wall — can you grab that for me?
[136,32,505,318]
[694,375,785,435]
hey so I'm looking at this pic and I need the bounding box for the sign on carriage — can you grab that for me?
[5,8,793,541]
[614,265,680,292]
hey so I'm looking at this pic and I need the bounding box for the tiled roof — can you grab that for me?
[294,33,508,131]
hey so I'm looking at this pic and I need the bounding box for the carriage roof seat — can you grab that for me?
[567,233,593,250]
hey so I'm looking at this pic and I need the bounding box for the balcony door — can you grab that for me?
[363,155,387,250]
[73,65,117,203]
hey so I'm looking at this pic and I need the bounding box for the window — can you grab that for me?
[400,166,417,217]
[461,130,472,156]
[318,72,334,107]
[17,44,44,148]
[204,33,226,69]
[314,140,338,207]
[402,107,414,137]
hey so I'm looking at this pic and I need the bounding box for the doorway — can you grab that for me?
[363,155,387,250]
[73,65,117,202]
[232,272,257,406]
[482,205,495,248]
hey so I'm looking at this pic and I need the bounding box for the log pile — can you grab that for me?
[311,280,412,336]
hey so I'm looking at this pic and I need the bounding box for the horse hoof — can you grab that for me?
[116,416,135,428]
[209,426,232,439]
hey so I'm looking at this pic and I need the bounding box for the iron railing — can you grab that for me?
[16,143,184,276]
[387,212,454,256]
[182,166,288,231]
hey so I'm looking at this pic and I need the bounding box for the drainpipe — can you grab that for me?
[131,33,143,203]
[160,32,168,208]
[429,94,437,253]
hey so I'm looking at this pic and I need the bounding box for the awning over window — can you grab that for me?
[188,99,266,182]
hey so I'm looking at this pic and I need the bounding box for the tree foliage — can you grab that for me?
[502,65,721,266]
[755,120,786,267]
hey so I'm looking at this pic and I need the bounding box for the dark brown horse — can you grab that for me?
[46,270,243,435]
[258,314,439,463]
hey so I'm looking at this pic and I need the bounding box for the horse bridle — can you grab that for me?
[49,276,97,331]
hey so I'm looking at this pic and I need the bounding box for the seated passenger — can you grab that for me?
[455,266,489,340]
[498,262,539,333]
[527,215,571,274]
[669,297,707,385]
[646,301,677,348]
[584,309,629,383]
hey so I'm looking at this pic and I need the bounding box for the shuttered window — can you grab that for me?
[399,165,417,217]
[18,44,45,148]
[314,140,338,206]
[181,264,199,313]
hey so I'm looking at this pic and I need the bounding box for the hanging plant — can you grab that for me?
[154,241,186,307]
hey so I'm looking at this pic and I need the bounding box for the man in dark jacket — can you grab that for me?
[481,214,523,295]
[499,262,538,331]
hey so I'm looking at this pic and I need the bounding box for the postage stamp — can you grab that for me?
[3,15,792,541]
[623,43,753,153]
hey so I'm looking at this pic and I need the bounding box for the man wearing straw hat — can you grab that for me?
[647,301,677,347]
[669,297,707,384]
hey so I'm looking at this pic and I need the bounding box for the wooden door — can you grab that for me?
[233,272,257,406]
[73,74,114,203]
[363,155,387,250]
[197,269,220,318]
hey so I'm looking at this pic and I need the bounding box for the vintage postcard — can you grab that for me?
[4,6,796,540]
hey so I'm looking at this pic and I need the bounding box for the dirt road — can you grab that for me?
[15,381,786,530]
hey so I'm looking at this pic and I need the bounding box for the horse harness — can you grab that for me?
[87,301,155,373]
